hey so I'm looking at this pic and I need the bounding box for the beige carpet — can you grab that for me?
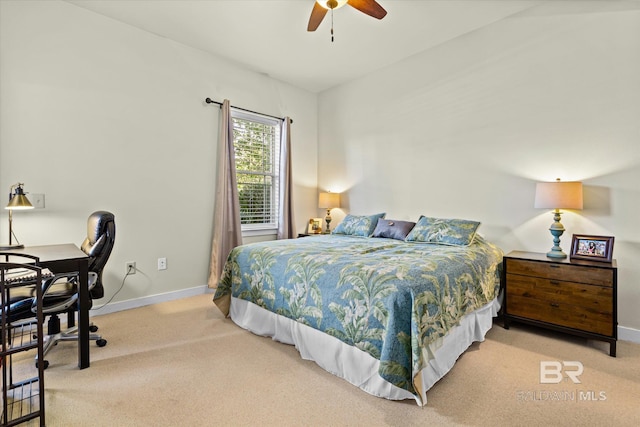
[10,293,640,426]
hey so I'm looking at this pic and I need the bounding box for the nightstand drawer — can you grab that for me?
[506,292,613,336]
[506,274,613,313]
[506,258,613,287]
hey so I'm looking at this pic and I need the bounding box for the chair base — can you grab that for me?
[36,314,107,368]
[41,325,107,357]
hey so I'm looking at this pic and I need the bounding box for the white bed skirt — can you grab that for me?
[230,296,500,406]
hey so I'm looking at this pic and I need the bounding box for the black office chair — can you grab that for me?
[39,211,115,364]
[3,211,115,368]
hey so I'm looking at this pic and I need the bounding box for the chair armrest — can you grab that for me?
[31,272,97,314]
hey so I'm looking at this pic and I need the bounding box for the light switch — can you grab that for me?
[30,194,45,209]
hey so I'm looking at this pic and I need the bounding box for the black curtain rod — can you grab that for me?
[205,98,292,124]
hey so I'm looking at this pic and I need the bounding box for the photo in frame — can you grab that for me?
[570,234,614,263]
[308,218,322,234]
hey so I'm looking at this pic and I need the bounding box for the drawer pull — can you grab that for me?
[550,280,560,286]
[550,302,560,308]
[549,265,560,269]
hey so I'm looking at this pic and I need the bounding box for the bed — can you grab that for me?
[213,215,504,406]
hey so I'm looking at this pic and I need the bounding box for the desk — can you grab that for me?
[4,244,91,369]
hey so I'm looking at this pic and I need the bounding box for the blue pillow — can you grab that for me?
[372,219,416,241]
[332,213,386,237]
[405,216,480,246]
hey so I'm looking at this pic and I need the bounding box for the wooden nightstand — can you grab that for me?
[503,251,617,357]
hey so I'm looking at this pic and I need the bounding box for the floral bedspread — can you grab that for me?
[214,234,503,396]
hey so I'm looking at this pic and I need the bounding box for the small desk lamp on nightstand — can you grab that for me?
[1,183,34,250]
[534,178,583,258]
[318,192,340,234]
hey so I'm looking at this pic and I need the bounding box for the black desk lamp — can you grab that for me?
[1,183,34,250]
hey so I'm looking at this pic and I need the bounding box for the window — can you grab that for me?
[231,109,281,233]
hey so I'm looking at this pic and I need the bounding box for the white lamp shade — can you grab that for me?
[534,181,583,210]
[318,192,340,209]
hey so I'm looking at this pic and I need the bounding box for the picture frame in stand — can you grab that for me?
[307,218,322,234]
[570,234,614,263]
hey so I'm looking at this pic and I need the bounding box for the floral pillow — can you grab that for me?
[405,216,480,246]
[332,213,386,237]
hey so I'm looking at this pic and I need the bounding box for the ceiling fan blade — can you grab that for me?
[347,0,387,20]
[307,2,329,31]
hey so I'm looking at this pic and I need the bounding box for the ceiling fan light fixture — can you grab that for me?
[317,0,348,10]
[308,0,387,35]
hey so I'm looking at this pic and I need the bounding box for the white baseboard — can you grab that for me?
[90,285,214,316]
[618,326,640,344]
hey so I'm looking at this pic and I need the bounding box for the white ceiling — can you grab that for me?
[65,0,544,93]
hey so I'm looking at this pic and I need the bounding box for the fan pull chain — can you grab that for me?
[331,8,334,42]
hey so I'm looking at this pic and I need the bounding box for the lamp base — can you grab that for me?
[546,210,567,259]
[546,248,567,259]
[0,243,24,251]
[324,208,332,234]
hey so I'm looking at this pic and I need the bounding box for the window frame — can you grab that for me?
[230,108,281,237]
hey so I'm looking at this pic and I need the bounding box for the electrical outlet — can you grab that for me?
[157,257,167,271]
[126,261,136,275]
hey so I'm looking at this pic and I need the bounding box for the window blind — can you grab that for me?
[231,110,281,230]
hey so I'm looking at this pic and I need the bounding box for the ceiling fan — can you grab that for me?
[307,0,387,41]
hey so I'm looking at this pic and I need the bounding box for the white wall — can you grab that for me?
[318,2,640,334]
[0,0,318,308]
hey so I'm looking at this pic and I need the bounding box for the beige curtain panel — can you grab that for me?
[208,99,242,307]
[277,117,295,240]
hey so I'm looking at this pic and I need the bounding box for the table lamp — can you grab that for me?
[534,178,583,258]
[2,183,34,250]
[318,192,340,234]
